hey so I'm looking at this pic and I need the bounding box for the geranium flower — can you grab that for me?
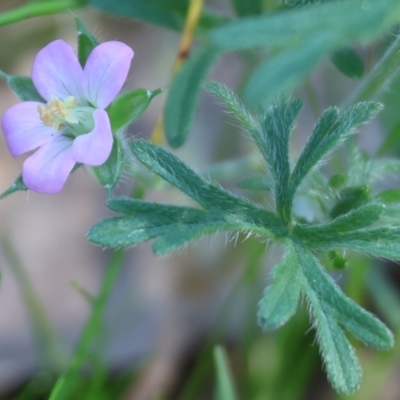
[1,39,133,194]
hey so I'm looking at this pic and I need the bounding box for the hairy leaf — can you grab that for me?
[236,175,272,191]
[258,243,301,330]
[294,203,383,239]
[204,81,257,134]
[129,140,287,237]
[291,102,382,194]
[256,99,303,220]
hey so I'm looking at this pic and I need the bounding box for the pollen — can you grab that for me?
[38,96,78,131]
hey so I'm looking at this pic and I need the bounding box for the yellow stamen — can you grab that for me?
[38,96,78,131]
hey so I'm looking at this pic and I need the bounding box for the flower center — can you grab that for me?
[38,96,79,131]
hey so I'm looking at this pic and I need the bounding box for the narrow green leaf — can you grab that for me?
[213,346,238,400]
[231,0,262,16]
[257,243,301,330]
[91,136,124,192]
[296,247,362,394]
[0,175,28,200]
[152,221,237,256]
[129,140,287,237]
[244,36,330,106]
[294,203,383,239]
[74,15,98,67]
[299,249,393,350]
[88,209,245,249]
[256,98,303,220]
[331,46,364,79]
[87,215,180,248]
[291,102,382,194]
[204,81,256,134]
[107,197,204,220]
[0,72,44,102]
[236,175,272,191]
[164,46,220,148]
[299,226,400,260]
[108,88,162,132]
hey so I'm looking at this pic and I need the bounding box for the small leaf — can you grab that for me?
[299,248,393,350]
[108,88,163,132]
[294,203,383,240]
[296,247,362,394]
[331,46,364,79]
[291,102,382,195]
[213,346,238,400]
[164,45,220,148]
[257,243,301,330]
[329,185,371,219]
[236,175,272,191]
[75,16,98,67]
[256,98,303,221]
[204,81,256,134]
[0,72,44,102]
[91,136,125,192]
[0,175,28,200]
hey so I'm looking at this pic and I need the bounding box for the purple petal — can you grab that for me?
[72,109,113,166]
[1,102,56,157]
[32,40,83,102]
[82,41,133,108]
[23,135,75,194]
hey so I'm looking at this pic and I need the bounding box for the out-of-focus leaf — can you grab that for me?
[0,72,44,102]
[213,346,238,400]
[231,0,262,16]
[331,46,364,79]
[164,46,220,148]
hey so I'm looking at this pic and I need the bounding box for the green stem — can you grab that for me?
[49,249,125,400]
[345,33,400,106]
[0,0,85,28]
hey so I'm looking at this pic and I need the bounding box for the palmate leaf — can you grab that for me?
[214,346,238,400]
